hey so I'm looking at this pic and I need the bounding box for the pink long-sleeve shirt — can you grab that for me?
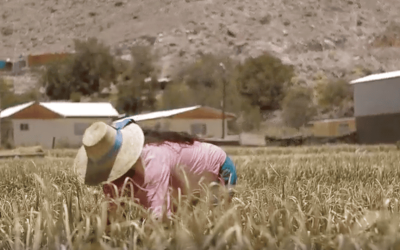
[103,141,227,218]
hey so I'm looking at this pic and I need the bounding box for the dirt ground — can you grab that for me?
[2,0,400,85]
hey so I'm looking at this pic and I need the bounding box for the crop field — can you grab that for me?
[1,144,400,249]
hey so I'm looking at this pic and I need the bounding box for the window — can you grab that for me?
[74,123,91,136]
[20,123,29,131]
[190,123,207,136]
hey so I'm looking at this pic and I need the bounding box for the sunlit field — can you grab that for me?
[2,144,400,249]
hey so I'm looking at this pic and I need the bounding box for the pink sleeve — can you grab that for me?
[142,151,172,219]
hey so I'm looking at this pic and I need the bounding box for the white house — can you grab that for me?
[350,70,400,144]
[114,105,237,139]
[0,101,119,148]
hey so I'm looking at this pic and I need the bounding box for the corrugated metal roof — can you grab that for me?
[113,105,237,125]
[350,70,400,84]
[40,102,119,117]
[0,101,35,118]
[115,106,201,123]
[1,101,120,118]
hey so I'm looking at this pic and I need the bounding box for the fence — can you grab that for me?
[265,131,359,147]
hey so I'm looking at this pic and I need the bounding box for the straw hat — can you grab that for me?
[73,119,144,186]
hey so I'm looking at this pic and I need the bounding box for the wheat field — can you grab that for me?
[1,144,400,249]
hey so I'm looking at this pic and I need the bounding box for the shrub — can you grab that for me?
[0,77,40,109]
[281,86,316,129]
[371,22,400,48]
[234,53,295,111]
[352,65,373,78]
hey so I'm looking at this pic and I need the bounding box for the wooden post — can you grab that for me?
[52,137,55,149]
[219,63,226,139]
[222,76,226,139]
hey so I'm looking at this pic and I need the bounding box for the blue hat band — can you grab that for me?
[90,118,136,166]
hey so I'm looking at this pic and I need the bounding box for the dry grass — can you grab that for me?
[371,22,400,48]
[47,144,398,158]
[0,146,44,156]
[1,145,400,249]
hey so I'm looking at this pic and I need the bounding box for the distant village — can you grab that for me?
[0,101,252,149]
[1,52,400,148]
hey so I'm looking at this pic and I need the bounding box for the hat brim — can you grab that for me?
[73,122,145,185]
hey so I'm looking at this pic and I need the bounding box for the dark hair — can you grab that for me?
[118,118,202,145]
[142,128,202,145]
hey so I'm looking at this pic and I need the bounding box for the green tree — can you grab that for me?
[281,86,316,129]
[116,45,158,114]
[160,53,262,132]
[164,54,241,110]
[175,53,234,89]
[234,53,295,111]
[236,101,262,132]
[40,59,74,100]
[70,38,117,96]
[41,37,116,100]
[159,82,194,108]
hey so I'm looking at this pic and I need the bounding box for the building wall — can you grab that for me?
[311,119,356,137]
[354,77,400,117]
[356,113,400,144]
[353,77,400,144]
[136,118,230,138]
[27,53,72,67]
[12,118,112,148]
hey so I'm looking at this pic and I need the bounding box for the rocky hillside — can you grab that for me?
[2,0,400,85]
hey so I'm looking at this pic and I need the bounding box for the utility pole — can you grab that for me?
[219,63,226,139]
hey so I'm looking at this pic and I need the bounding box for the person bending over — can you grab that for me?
[73,118,238,222]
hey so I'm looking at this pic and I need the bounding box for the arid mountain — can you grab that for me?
[2,0,400,88]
